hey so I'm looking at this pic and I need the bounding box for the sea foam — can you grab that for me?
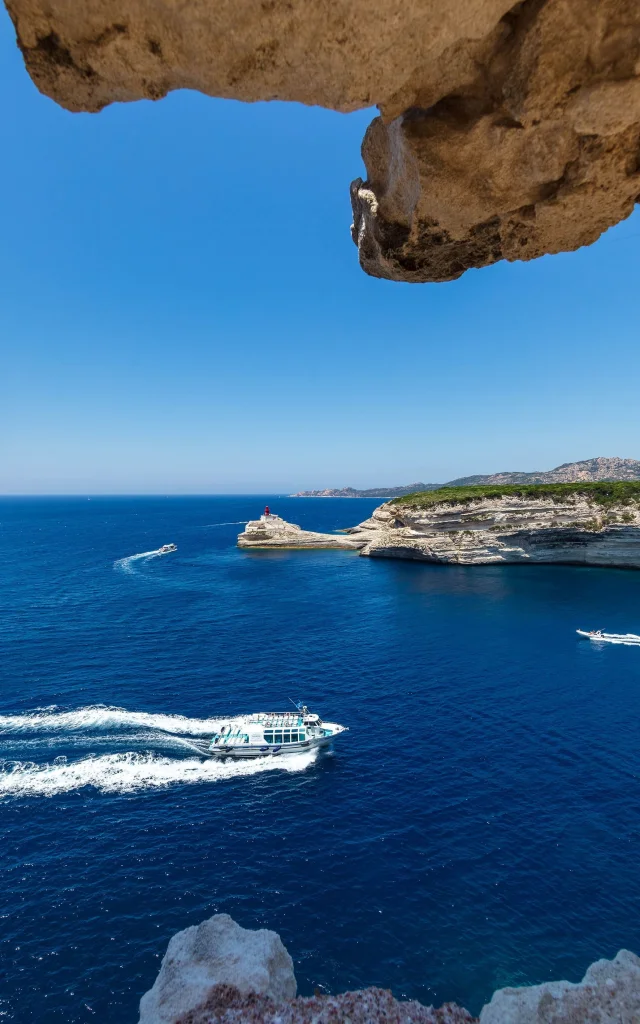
[0,748,316,798]
[0,704,227,736]
[114,548,170,574]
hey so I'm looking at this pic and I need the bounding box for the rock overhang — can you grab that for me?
[4,0,640,283]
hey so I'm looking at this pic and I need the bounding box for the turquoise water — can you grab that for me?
[2,496,640,1021]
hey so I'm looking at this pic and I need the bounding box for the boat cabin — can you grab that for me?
[248,712,309,744]
[209,709,330,750]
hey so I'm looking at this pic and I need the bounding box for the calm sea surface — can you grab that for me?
[2,496,640,1022]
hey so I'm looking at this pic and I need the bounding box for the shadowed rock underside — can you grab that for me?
[5,0,640,282]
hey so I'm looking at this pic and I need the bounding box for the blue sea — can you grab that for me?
[2,496,640,1022]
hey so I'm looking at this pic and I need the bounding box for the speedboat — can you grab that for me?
[207,705,348,758]
[158,543,177,553]
[577,629,640,644]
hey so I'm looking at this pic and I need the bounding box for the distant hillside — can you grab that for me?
[447,457,640,487]
[292,458,640,498]
[290,483,441,498]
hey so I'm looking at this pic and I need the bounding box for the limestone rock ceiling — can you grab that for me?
[5,0,640,282]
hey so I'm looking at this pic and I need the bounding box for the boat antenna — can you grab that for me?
[288,698,303,710]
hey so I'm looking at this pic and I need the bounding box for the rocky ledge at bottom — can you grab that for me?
[139,914,640,1024]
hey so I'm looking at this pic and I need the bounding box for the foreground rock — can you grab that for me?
[6,0,640,282]
[138,915,296,1024]
[349,492,640,567]
[173,985,474,1024]
[140,915,474,1024]
[479,949,640,1023]
[351,0,640,282]
[238,514,365,551]
[140,914,640,1023]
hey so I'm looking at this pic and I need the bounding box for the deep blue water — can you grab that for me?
[2,496,640,1022]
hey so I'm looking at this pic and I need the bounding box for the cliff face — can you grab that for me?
[140,914,640,1024]
[6,0,640,283]
[349,495,640,567]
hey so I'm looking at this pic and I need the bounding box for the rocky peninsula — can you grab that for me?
[238,484,640,569]
[139,913,640,1024]
[349,483,640,568]
[238,514,365,551]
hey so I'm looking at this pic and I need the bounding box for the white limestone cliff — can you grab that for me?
[348,495,640,568]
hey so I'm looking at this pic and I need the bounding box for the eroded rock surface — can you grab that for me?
[352,0,640,281]
[238,514,365,550]
[140,915,640,1024]
[349,494,640,566]
[479,949,640,1023]
[5,0,640,282]
[138,915,296,1024]
[174,984,475,1024]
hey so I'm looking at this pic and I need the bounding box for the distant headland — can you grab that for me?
[291,457,640,497]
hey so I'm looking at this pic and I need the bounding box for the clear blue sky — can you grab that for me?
[2,10,639,494]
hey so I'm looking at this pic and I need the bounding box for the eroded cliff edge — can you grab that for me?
[349,484,640,567]
[5,0,640,282]
[139,913,640,1024]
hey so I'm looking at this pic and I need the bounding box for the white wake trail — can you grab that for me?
[201,522,249,527]
[0,749,316,798]
[0,705,229,736]
[114,548,173,574]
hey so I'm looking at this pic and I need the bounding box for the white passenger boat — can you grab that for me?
[207,705,348,758]
[158,543,177,553]
[577,629,640,645]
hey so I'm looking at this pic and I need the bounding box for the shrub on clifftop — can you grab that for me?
[395,481,640,508]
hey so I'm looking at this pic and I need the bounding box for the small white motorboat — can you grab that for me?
[577,629,640,645]
[158,543,177,554]
[207,704,348,758]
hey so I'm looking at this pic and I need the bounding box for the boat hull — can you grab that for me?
[207,736,334,759]
[577,629,640,644]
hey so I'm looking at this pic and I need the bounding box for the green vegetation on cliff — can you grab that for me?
[395,481,640,508]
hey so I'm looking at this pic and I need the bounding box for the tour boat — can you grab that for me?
[207,705,348,758]
[577,629,640,644]
[158,544,177,553]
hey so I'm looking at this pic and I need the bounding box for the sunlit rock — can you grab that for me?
[349,493,640,567]
[238,513,364,550]
[138,914,296,1024]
